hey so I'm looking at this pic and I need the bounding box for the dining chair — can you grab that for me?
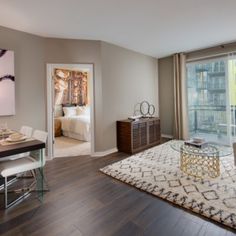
[0,126,33,162]
[9,126,33,161]
[20,126,33,138]
[0,129,48,208]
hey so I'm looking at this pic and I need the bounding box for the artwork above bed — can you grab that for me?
[54,68,88,106]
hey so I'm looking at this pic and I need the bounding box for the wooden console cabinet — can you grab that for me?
[117,117,161,154]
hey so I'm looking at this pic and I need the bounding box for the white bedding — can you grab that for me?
[59,115,90,141]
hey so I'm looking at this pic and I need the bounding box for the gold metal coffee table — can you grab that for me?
[170,140,232,178]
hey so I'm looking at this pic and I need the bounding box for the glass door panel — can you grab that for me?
[228,56,236,143]
[187,58,230,145]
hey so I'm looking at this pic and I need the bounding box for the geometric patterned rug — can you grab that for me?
[100,141,236,230]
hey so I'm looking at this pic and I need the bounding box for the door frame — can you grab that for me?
[46,63,95,159]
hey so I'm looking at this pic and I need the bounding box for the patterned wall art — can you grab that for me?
[0,49,15,116]
[54,68,88,106]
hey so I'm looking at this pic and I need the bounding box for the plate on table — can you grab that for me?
[6,136,27,143]
[0,130,14,136]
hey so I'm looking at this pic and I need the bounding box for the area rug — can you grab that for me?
[100,141,236,229]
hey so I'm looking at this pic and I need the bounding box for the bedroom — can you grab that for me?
[53,67,91,157]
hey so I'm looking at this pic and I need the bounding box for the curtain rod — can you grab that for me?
[187,50,236,63]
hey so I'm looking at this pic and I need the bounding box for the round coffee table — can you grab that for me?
[170,140,232,178]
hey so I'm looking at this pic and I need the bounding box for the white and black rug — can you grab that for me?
[100,141,236,229]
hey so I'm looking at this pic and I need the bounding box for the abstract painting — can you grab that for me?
[0,49,15,116]
[54,68,88,106]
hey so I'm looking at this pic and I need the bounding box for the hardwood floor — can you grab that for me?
[0,151,235,236]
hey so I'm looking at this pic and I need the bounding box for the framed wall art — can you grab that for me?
[0,49,15,116]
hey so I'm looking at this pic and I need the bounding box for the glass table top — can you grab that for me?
[170,140,233,157]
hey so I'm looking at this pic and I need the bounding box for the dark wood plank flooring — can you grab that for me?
[0,151,235,236]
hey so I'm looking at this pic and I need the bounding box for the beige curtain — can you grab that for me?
[173,53,189,140]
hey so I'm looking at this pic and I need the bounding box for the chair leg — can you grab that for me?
[2,176,31,209]
[13,169,49,194]
[4,177,8,209]
[1,169,49,208]
[31,170,36,179]
[0,176,17,191]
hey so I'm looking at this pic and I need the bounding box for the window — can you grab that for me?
[186,55,236,145]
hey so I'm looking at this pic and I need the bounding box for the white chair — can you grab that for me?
[9,126,33,161]
[20,126,33,138]
[0,130,48,208]
[0,126,33,162]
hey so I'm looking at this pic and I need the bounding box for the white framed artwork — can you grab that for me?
[0,49,15,116]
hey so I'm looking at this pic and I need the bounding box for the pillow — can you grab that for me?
[63,106,77,117]
[77,106,90,116]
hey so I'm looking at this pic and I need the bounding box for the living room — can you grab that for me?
[0,0,236,235]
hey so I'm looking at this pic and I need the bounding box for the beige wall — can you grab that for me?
[0,26,45,130]
[0,26,159,152]
[44,38,104,151]
[158,56,174,136]
[101,42,159,150]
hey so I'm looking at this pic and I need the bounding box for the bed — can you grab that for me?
[59,115,90,141]
[55,105,91,142]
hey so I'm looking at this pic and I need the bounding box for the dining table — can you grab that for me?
[0,131,46,203]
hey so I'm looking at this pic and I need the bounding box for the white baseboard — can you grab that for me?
[161,134,174,139]
[45,155,52,161]
[45,148,118,160]
[91,148,118,157]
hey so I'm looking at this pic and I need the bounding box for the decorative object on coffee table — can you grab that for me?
[184,138,207,148]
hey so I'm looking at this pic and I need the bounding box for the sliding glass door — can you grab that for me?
[186,56,236,145]
[228,55,236,143]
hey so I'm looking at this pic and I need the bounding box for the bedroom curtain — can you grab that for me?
[173,53,189,140]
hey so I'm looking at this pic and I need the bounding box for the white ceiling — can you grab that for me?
[0,0,236,58]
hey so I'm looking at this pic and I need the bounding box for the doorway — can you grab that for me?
[46,64,95,159]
